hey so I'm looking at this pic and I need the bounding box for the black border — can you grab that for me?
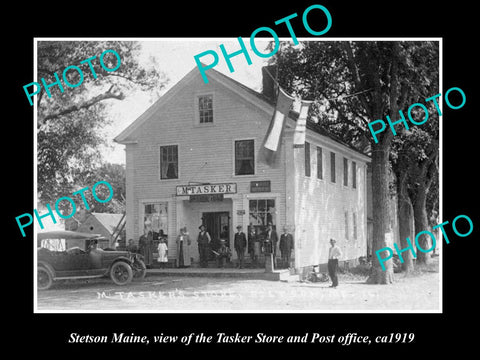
[7,0,477,355]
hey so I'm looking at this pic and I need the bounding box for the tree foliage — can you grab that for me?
[270,41,438,149]
[78,163,126,214]
[269,41,439,282]
[37,41,167,207]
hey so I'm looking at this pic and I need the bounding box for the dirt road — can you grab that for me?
[36,268,440,312]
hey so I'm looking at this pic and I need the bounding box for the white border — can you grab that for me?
[33,37,443,314]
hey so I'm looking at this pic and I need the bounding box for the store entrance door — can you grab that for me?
[202,211,230,253]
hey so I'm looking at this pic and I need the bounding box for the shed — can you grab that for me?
[76,212,125,244]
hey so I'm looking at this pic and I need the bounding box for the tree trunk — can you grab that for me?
[366,145,394,284]
[413,185,431,265]
[397,173,415,273]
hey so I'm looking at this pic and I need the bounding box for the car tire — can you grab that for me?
[38,266,53,290]
[133,259,147,281]
[110,261,133,286]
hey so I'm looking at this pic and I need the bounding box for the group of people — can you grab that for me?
[247,224,295,269]
[198,223,295,269]
[126,227,343,288]
[126,231,160,268]
[125,223,295,269]
[126,228,191,269]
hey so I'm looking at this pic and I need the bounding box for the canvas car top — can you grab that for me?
[37,230,103,240]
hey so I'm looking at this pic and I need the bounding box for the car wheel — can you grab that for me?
[133,259,147,281]
[110,261,133,286]
[38,266,53,290]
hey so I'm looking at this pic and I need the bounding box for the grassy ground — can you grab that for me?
[305,255,440,284]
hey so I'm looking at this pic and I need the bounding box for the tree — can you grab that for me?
[37,41,167,206]
[390,43,439,267]
[392,125,439,266]
[393,168,415,272]
[391,126,439,271]
[270,41,439,283]
[79,162,127,214]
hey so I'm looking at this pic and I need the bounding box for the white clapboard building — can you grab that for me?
[114,65,370,271]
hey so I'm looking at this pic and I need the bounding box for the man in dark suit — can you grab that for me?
[264,224,278,265]
[279,226,294,268]
[197,225,211,268]
[234,225,247,268]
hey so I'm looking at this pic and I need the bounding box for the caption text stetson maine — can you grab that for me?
[68,332,414,346]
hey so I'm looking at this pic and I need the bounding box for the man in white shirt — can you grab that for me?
[328,238,342,288]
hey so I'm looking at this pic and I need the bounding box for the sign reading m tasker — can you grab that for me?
[176,183,237,196]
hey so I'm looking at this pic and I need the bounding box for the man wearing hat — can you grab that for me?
[264,223,278,265]
[234,225,247,268]
[328,238,343,288]
[197,224,211,268]
[279,226,294,268]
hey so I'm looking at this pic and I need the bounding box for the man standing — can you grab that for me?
[279,226,294,268]
[126,239,138,253]
[328,238,342,288]
[264,224,278,264]
[234,225,247,268]
[197,225,211,268]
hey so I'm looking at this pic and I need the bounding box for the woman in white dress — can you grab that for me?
[157,238,168,268]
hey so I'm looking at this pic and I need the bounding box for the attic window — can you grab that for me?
[198,95,213,123]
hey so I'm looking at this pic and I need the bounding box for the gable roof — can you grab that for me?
[210,67,275,106]
[88,213,124,235]
[114,66,276,144]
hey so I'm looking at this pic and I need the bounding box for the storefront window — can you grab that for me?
[249,199,276,233]
[144,203,168,240]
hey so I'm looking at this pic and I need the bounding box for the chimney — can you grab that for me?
[261,65,278,101]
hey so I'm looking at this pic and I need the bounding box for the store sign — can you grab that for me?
[190,194,224,202]
[176,183,237,196]
[250,180,271,193]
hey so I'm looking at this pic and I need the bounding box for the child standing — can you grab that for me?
[216,239,231,268]
[157,238,168,268]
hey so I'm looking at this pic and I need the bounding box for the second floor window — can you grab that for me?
[353,212,357,239]
[344,157,348,186]
[352,161,357,189]
[305,142,311,177]
[330,152,336,183]
[160,145,178,179]
[345,211,349,239]
[235,140,255,175]
[317,146,323,179]
[198,95,213,123]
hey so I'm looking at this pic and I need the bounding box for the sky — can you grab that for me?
[102,38,272,165]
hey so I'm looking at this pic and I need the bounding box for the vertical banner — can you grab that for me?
[259,87,294,167]
[293,100,313,148]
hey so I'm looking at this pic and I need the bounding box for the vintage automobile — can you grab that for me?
[37,230,146,290]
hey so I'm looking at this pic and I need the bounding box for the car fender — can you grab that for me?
[38,261,56,279]
[108,256,134,270]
